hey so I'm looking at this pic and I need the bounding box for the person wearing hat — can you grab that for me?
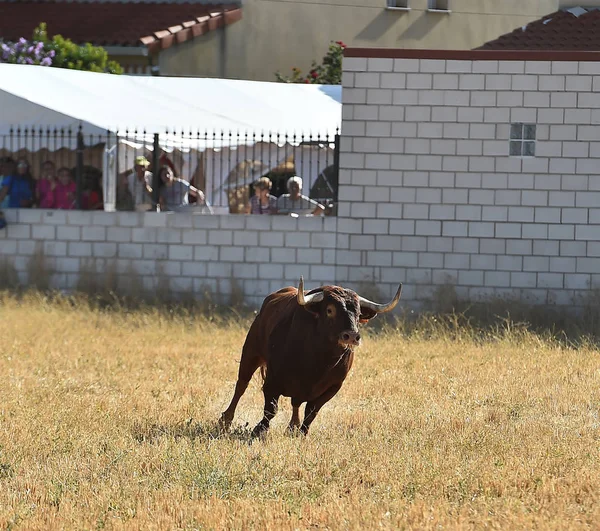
[125,155,154,211]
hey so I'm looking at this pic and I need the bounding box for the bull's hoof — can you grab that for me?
[251,422,269,439]
[218,413,232,432]
[286,424,302,437]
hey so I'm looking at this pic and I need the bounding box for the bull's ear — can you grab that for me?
[359,307,378,324]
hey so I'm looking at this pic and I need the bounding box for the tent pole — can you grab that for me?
[152,133,160,210]
[76,126,84,210]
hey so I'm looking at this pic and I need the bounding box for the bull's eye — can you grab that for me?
[326,304,336,318]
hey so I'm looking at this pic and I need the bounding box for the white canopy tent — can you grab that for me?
[0,63,341,139]
[0,64,342,211]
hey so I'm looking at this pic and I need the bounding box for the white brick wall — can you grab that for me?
[0,210,337,308]
[339,51,600,309]
[3,51,600,312]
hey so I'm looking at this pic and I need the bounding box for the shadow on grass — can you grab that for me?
[131,418,255,445]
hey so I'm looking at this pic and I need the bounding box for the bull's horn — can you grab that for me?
[297,276,324,306]
[358,284,402,314]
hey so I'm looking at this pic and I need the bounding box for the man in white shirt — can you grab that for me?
[276,176,324,216]
[125,155,153,211]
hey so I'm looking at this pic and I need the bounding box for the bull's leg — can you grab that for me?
[219,353,263,431]
[251,388,280,438]
[300,383,343,436]
[287,398,302,433]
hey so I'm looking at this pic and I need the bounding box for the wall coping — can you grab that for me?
[343,48,600,62]
[0,209,338,236]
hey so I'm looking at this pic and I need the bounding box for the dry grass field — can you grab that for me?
[1,291,600,530]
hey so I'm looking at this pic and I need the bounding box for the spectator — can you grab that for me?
[81,173,103,210]
[125,155,153,211]
[276,176,325,216]
[54,167,76,210]
[0,158,35,208]
[247,176,277,215]
[0,157,15,209]
[36,160,57,209]
[157,165,204,212]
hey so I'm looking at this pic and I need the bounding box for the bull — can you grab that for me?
[220,277,402,437]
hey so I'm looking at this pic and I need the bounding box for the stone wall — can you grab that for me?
[0,209,338,308]
[338,49,600,308]
[4,49,600,311]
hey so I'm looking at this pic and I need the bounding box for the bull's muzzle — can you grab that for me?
[339,330,361,347]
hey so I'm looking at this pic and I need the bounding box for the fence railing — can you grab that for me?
[0,126,340,215]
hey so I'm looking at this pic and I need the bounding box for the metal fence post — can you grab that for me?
[333,132,340,203]
[152,133,160,209]
[76,126,84,209]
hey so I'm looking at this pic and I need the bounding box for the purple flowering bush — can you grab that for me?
[1,23,123,74]
[0,37,55,66]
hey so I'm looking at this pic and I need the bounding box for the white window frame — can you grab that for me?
[509,123,537,157]
[386,0,410,11]
[427,0,451,12]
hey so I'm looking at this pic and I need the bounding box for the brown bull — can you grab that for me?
[220,277,402,437]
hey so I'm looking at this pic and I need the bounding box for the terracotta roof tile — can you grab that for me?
[154,30,172,41]
[0,1,242,49]
[175,28,192,44]
[191,21,208,38]
[478,7,600,50]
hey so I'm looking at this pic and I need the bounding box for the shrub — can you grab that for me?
[0,37,55,66]
[0,23,122,74]
[275,40,346,85]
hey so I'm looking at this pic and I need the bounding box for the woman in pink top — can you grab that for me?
[54,167,76,210]
[36,160,57,208]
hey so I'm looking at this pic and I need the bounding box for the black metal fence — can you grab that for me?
[0,126,340,214]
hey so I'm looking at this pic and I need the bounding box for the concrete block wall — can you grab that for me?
[3,49,600,312]
[338,49,600,308]
[0,209,338,307]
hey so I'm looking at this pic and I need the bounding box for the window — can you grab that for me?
[509,123,536,157]
[428,0,450,11]
[386,0,410,10]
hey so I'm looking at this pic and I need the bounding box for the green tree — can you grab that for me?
[33,23,123,74]
[275,41,346,85]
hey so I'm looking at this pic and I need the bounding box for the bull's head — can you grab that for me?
[296,277,402,349]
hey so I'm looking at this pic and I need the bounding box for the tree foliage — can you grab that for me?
[275,41,346,85]
[0,23,123,74]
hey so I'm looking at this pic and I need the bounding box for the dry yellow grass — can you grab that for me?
[1,292,600,530]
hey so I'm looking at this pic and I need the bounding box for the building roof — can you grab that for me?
[0,1,242,52]
[478,6,600,51]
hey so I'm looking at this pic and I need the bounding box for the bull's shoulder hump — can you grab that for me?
[274,287,297,295]
[262,287,297,305]
[256,289,297,318]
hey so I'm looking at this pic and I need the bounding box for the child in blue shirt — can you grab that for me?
[0,157,15,209]
[0,158,34,208]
